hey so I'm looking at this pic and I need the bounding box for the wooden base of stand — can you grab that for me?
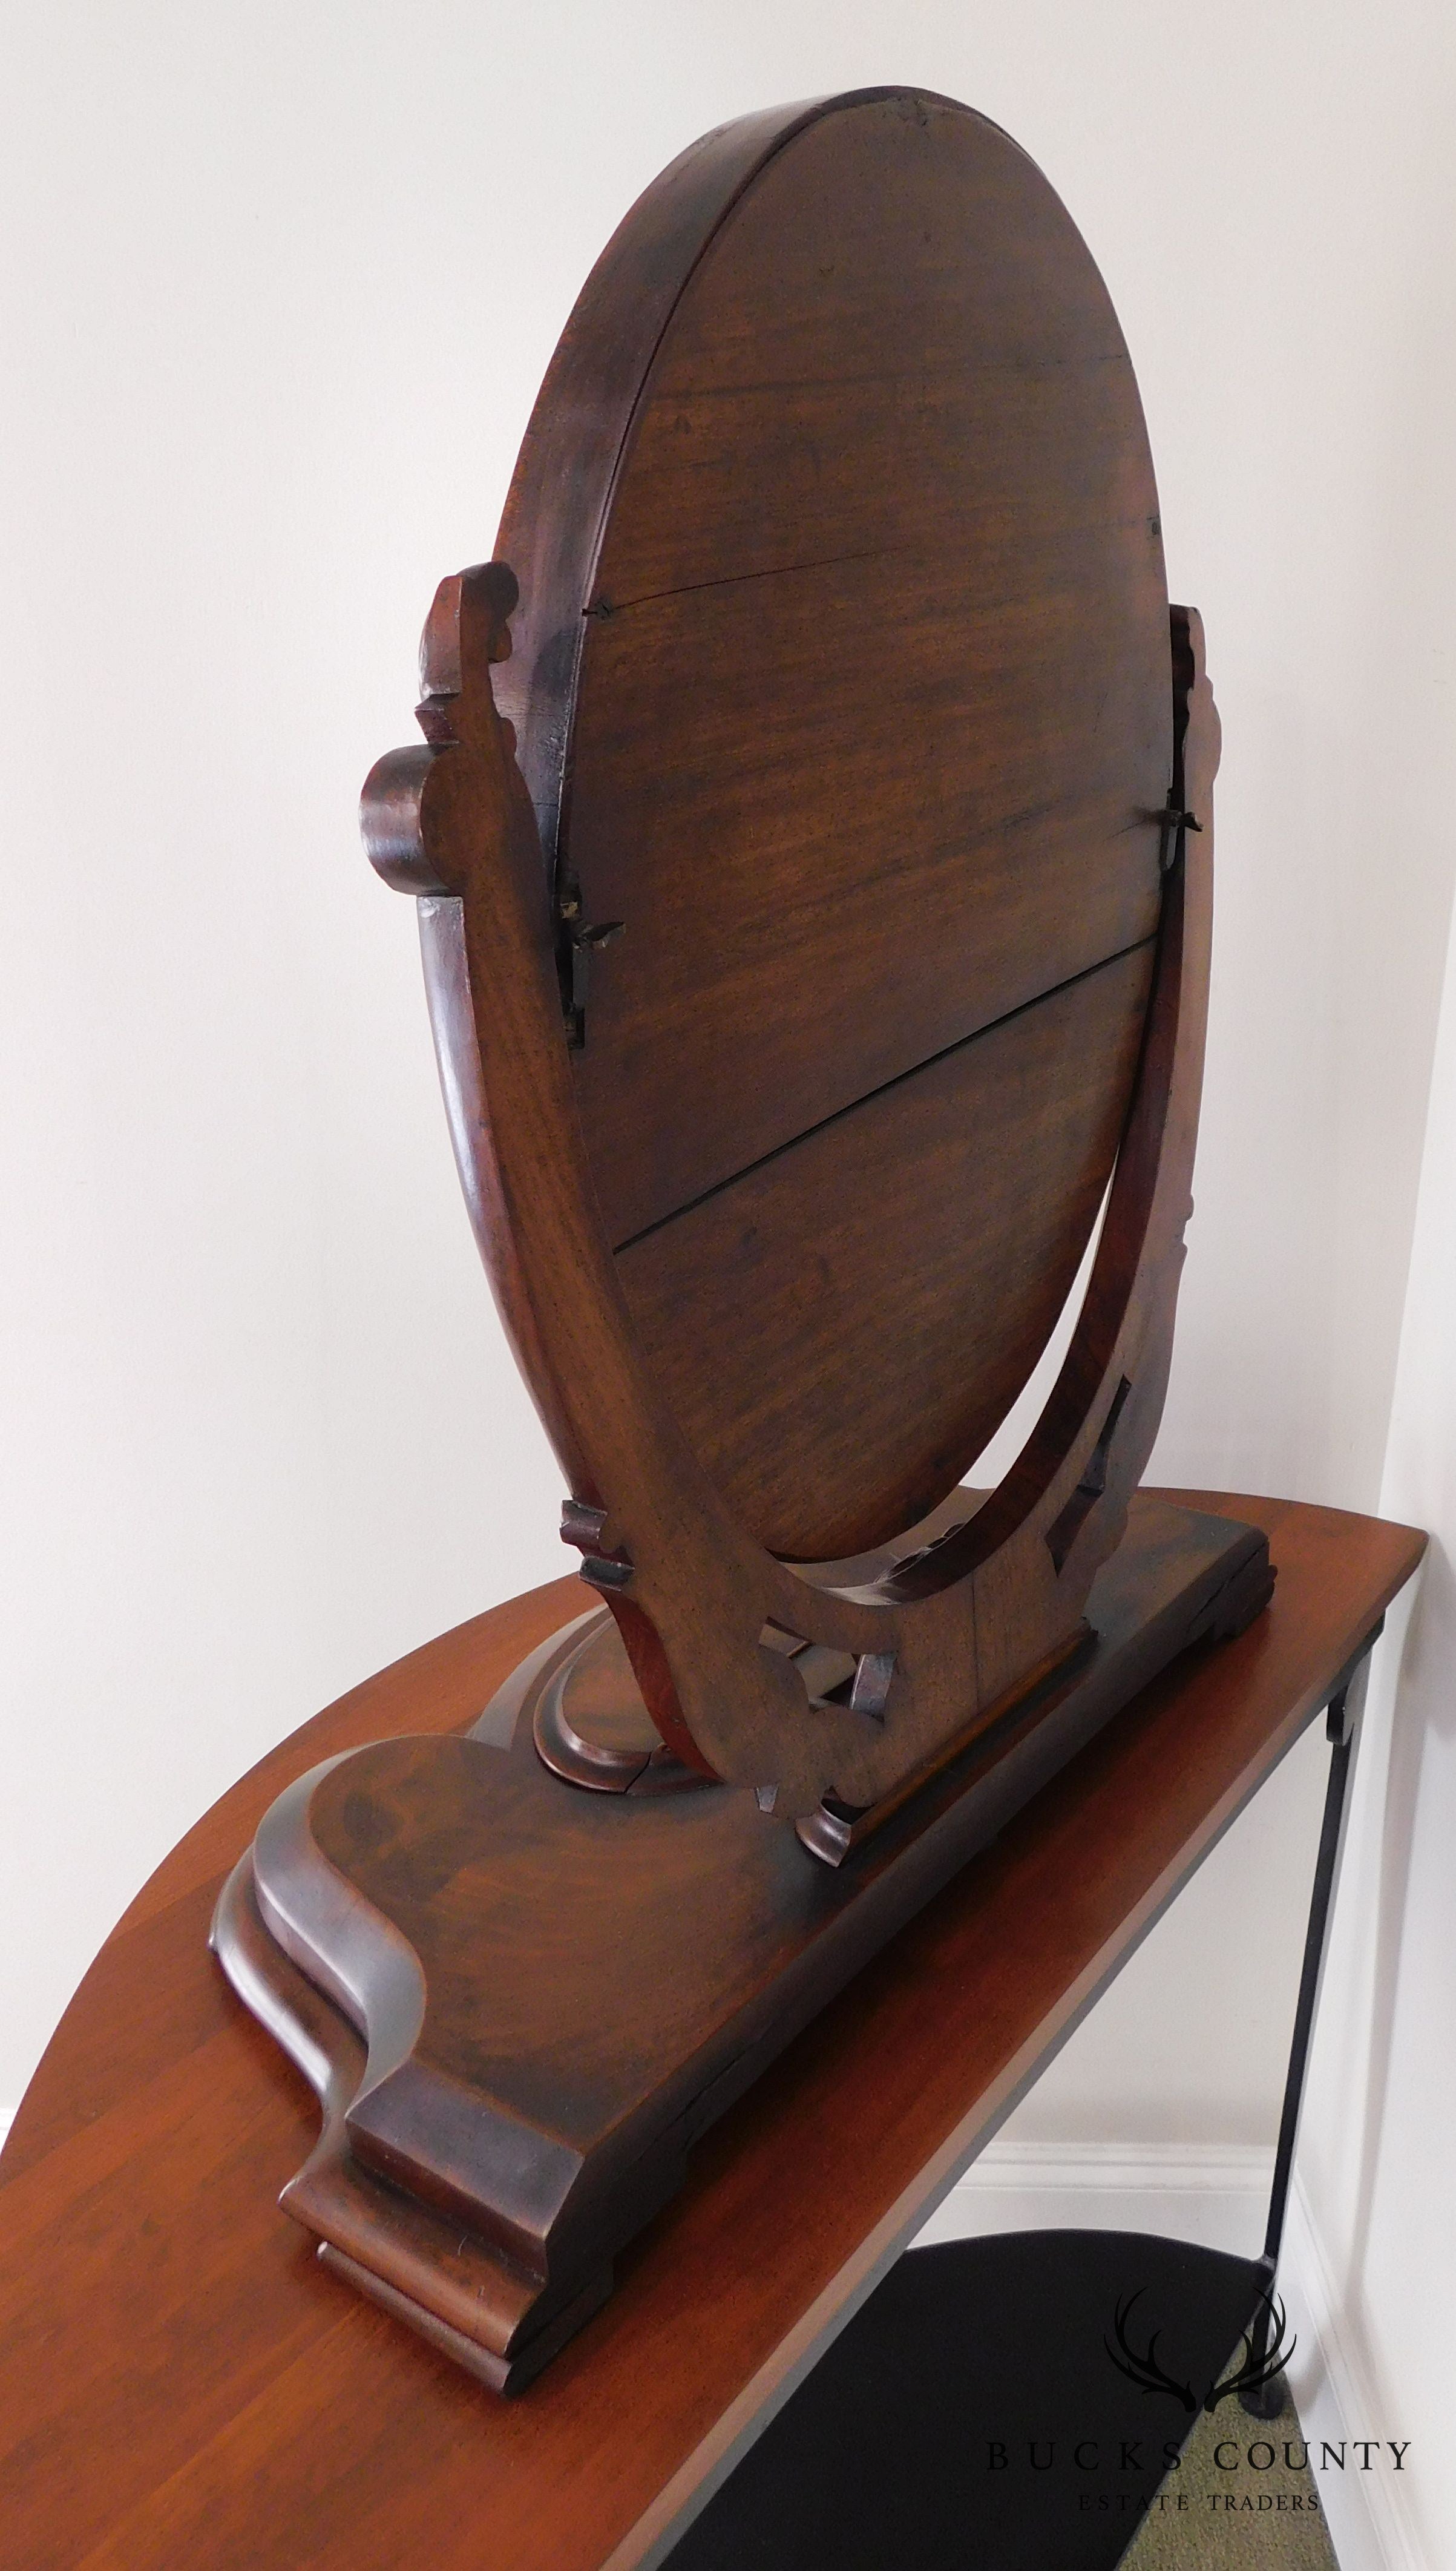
[211,1495,1273,2393]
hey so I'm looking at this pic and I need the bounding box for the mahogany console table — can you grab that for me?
[0,1490,1422,2571]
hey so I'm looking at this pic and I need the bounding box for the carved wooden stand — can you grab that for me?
[213,88,1273,2392]
[216,1495,1269,2392]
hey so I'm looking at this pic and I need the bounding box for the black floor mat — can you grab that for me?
[663,2230,1268,2571]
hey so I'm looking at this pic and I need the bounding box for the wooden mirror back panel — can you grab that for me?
[494,90,1171,1561]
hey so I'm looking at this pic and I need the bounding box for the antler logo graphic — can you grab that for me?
[1104,2287,1296,2415]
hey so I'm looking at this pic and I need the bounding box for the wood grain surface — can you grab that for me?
[362,89,1207,1790]
[616,942,1153,1555]
[366,563,1212,1792]
[487,87,1170,1563]
[0,1492,1422,2571]
[559,94,1168,1244]
[219,1499,1269,2390]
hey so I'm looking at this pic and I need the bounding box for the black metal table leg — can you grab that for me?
[1240,1630,1379,2415]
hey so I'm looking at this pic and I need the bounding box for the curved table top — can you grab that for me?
[0,1490,1423,2571]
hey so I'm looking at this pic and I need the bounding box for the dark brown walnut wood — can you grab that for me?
[493,86,1171,1569]
[0,1497,1423,2571]
[357,95,1219,1789]
[356,91,1215,1794]
[290,89,1245,2394]
[533,1612,707,1793]
[513,93,1168,1252]
[216,1497,1272,2390]
[361,553,1212,1798]
[262,88,1233,2406]
[616,942,1153,1557]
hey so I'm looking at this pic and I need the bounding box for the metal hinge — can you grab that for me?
[1159,799,1202,875]
[556,872,623,1047]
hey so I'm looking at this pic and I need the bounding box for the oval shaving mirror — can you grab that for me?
[222,87,1268,2400]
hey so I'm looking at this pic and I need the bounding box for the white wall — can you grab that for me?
[4,7,1455,2478]
[1291,894,1456,2571]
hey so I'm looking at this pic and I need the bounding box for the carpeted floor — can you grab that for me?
[1123,2380,1339,2568]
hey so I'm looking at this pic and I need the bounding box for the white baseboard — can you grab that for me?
[914,2142,1425,2571]
[1281,2178,1427,2571]
[912,2136,1273,2258]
